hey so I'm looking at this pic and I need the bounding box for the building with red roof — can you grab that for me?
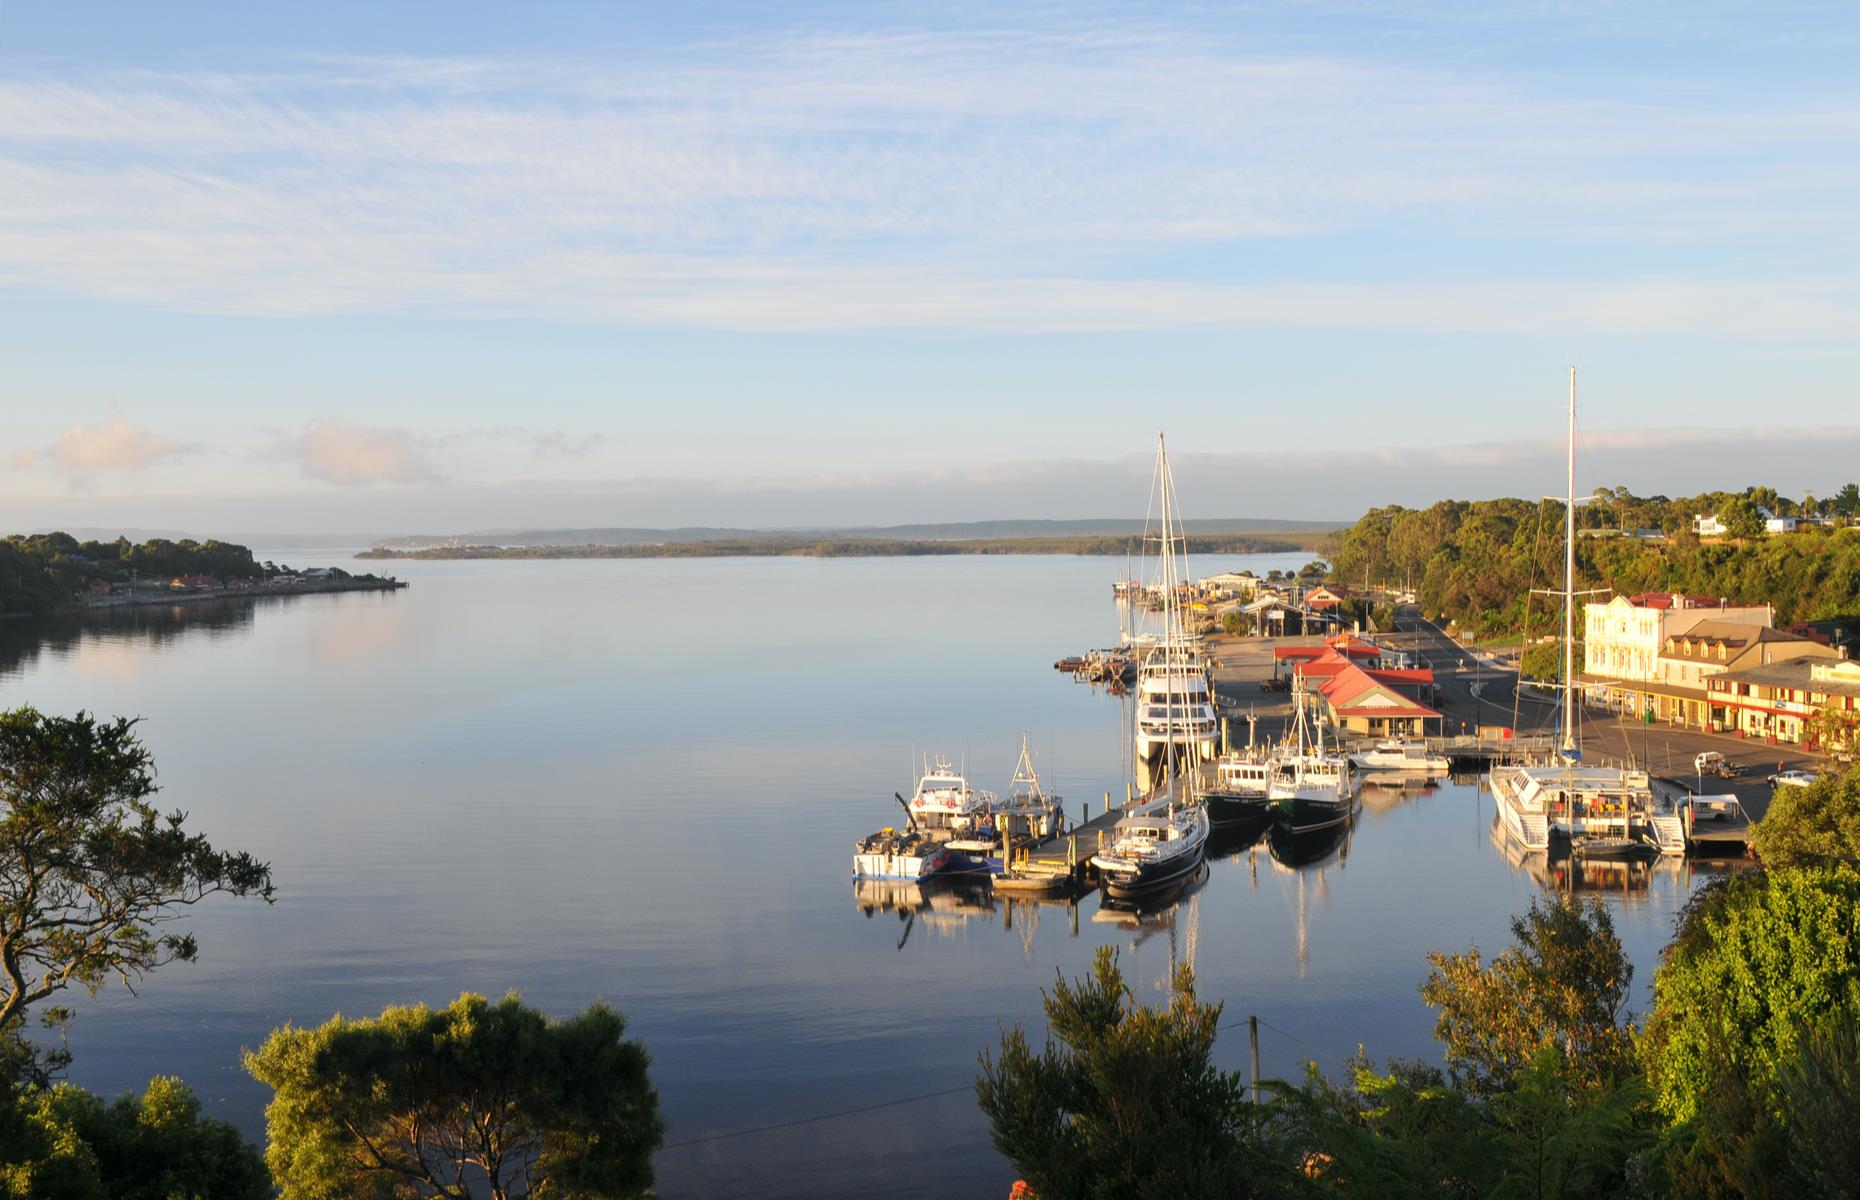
[1289,649,1441,737]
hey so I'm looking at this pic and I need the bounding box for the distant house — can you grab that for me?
[1199,571,1260,598]
[168,574,221,590]
[84,578,112,597]
[1692,514,1727,536]
[1302,586,1348,612]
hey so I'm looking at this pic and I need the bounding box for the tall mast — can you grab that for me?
[1562,367,1577,756]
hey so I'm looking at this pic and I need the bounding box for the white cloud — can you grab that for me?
[0,26,1856,333]
[13,416,190,476]
[278,418,435,486]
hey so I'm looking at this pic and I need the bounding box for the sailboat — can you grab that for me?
[1490,370,1681,857]
[1094,434,1212,899]
[1130,435,1219,788]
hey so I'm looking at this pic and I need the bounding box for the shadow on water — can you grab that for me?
[0,602,259,682]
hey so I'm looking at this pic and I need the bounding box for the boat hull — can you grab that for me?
[1099,847,1206,899]
[852,845,989,880]
[1204,789,1273,828]
[1272,793,1353,835]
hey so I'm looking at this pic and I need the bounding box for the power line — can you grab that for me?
[660,1082,975,1150]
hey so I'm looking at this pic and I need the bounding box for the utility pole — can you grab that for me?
[1249,1015,1261,1107]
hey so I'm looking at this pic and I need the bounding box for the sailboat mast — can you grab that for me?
[1562,367,1577,755]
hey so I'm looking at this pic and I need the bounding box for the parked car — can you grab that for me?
[1768,769,1820,788]
[1259,676,1290,692]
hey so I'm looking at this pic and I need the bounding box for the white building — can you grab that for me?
[1584,593,1772,684]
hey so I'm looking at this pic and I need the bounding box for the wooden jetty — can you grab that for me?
[1422,733,1558,771]
[1003,781,1186,892]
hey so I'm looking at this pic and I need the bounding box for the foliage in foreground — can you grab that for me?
[0,707,274,1046]
[1748,764,1860,869]
[0,1075,269,1200]
[1420,894,1637,1097]
[246,990,663,1200]
[976,947,1278,1200]
[1646,868,1860,1124]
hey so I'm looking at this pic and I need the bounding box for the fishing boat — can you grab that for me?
[992,734,1064,839]
[1491,371,1675,857]
[1202,752,1274,826]
[1266,677,1353,802]
[1349,739,1449,775]
[991,735,1074,895]
[852,757,999,879]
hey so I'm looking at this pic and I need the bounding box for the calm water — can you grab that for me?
[0,554,1715,1198]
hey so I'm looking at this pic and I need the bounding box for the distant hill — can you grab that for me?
[373,517,1345,551]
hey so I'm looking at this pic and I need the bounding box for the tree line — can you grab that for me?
[1325,483,1860,635]
[0,534,277,617]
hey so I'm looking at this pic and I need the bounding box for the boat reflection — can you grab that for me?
[853,875,1083,950]
[1487,813,1755,900]
[1267,812,1355,869]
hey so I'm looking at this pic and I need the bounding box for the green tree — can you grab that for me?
[1645,869,1860,1125]
[976,947,1271,1200]
[1418,894,1635,1096]
[1748,765,1860,869]
[246,991,662,1200]
[1773,1007,1860,1198]
[1715,497,1765,540]
[0,1075,270,1200]
[1831,483,1860,519]
[0,708,273,1058]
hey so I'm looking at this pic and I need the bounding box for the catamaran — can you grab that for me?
[1490,370,1682,858]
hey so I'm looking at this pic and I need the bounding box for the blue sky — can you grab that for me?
[5,1,1860,533]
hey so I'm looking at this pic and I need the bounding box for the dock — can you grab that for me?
[1008,782,1185,890]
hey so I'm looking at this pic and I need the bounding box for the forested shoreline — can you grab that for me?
[0,533,278,617]
[1326,484,1860,634]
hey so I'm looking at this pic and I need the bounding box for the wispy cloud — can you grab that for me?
[1,23,1857,333]
[268,420,604,486]
[276,419,435,486]
[11,416,192,477]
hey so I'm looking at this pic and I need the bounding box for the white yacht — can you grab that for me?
[853,758,1000,880]
[1134,641,1221,772]
[1130,435,1221,783]
[1490,371,1677,858]
[1350,739,1450,775]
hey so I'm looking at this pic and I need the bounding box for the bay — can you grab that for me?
[0,552,1708,1198]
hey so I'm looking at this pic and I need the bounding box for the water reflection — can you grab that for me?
[0,602,258,682]
[1267,813,1355,869]
[1487,813,1757,901]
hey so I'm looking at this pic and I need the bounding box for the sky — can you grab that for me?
[4,1,1860,536]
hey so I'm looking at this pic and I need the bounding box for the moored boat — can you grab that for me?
[1349,739,1449,775]
[1091,801,1210,899]
[852,757,999,880]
